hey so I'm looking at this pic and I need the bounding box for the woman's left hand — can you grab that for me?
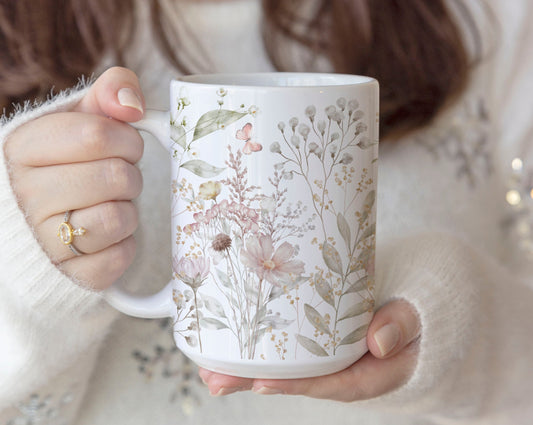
[199,299,421,401]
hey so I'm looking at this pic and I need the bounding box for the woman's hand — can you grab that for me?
[199,299,421,401]
[3,67,146,290]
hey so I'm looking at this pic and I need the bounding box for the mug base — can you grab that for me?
[179,346,368,379]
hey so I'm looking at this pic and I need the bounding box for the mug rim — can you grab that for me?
[175,72,378,89]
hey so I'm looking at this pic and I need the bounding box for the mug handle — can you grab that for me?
[103,109,175,319]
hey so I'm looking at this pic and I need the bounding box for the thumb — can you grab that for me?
[74,66,145,122]
[367,299,421,359]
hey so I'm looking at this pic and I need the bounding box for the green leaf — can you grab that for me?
[268,276,309,302]
[229,295,241,311]
[244,280,259,301]
[289,275,310,289]
[252,306,267,325]
[268,285,284,302]
[202,295,227,318]
[338,324,369,346]
[365,189,376,208]
[338,302,368,321]
[261,315,294,329]
[360,190,376,223]
[350,248,373,274]
[322,242,343,275]
[200,317,229,330]
[193,109,247,141]
[337,213,351,249]
[358,223,376,245]
[244,327,268,349]
[251,327,268,347]
[356,248,372,267]
[296,334,329,357]
[170,124,187,149]
[315,277,335,308]
[304,304,331,336]
[344,276,368,294]
[215,268,232,288]
[180,160,226,178]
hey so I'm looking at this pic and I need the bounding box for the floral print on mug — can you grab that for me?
[169,87,377,362]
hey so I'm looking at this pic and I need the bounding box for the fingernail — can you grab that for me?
[213,387,244,397]
[117,87,143,113]
[253,386,284,395]
[374,323,401,357]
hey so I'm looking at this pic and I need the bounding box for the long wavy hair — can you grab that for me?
[0,0,478,139]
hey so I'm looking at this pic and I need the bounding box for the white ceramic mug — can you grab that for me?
[105,72,379,378]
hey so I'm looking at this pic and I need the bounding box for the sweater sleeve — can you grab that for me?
[0,85,118,411]
[362,0,533,420]
[364,233,533,421]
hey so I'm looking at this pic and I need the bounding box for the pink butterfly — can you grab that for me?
[236,123,262,155]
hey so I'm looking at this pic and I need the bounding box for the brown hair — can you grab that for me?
[0,0,475,140]
[0,0,133,110]
[261,0,473,138]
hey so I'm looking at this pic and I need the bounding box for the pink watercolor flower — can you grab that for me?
[183,223,199,235]
[243,220,260,234]
[193,211,208,224]
[173,256,210,289]
[240,235,304,286]
[246,207,259,221]
[211,204,220,216]
[205,207,217,222]
[227,201,238,214]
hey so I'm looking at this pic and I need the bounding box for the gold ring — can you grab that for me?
[57,211,86,255]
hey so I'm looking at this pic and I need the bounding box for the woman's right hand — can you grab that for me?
[3,67,146,290]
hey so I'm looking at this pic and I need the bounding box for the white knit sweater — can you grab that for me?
[1,1,532,424]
